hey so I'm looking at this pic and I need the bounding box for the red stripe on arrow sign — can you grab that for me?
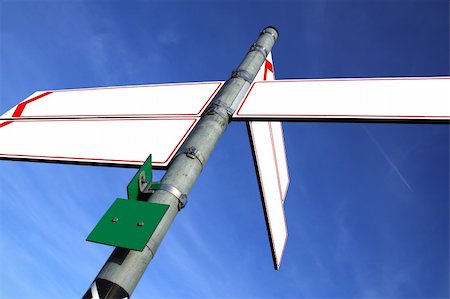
[0,121,12,128]
[263,60,274,81]
[12,91,53,117]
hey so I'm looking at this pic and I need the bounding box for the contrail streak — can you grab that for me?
[361,125,414,192]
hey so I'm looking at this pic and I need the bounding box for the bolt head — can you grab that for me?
[112,217,119,222]
[137,221,145,227]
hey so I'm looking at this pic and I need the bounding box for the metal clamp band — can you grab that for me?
[142,181,187,210]
[232,69,253,83]
[249,43,268,58]
[208,105,229,122]
[214,101,234,116]
[206,101,233,123]
[158,183,188,210]
[184,146,205,167]
[173,146,206,168]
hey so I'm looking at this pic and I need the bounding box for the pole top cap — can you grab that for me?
[261,26,279,40]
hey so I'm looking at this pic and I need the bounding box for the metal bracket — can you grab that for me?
[128,153,187,210]
[206,100,234,123]
[173,146,206,169]
[208,105,229,122]
[214,101,234,116]
[138,171,149,194]
[160,184,187,210]
[128,155,153,201]
[206,104,231,123]
[143,183,188,210]
[184,146,205,166]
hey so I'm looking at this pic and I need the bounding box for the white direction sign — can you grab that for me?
[246,53,290,269]
[0,81,224,168]
[248,121,289,269]
[0,118,197,168]
[234,77,450,121]
[1,82,222,119]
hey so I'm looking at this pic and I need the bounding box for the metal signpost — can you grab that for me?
[81,27,280,298]
[0,27,449,298]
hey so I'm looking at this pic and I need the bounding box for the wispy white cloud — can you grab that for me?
[152,218,235,298]
[158,29,181,47]
[361,125,413,192]
[0,163,118,298]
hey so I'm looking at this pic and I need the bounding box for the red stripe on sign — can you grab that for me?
[0,121,12,128]
[162,118,198,164]
[195,82,222,115]
[12,91,53,117]
[263,60,274,81]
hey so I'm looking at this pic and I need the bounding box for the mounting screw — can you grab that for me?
[137,221,145,227]
[112,217,119,222]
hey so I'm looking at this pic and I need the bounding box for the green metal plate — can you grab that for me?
[86,198,169,251]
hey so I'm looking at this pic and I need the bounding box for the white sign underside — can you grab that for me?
[248,121,288,270]
[1,82,222,119]
[246,53,290,270]
[234,77,450,121]
[0,82,224,168]
[0,118,197,168]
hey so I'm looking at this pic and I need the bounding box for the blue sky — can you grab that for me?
[0,1,449,298]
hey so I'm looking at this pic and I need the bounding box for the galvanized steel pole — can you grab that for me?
[83,26,279,299]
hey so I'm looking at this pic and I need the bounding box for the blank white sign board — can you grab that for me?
[0,81,224,168]
[1,82,222,119]
[0,118,197,168]
[235,77,450,121]
[246,54,290,269]
[248,118,288,270]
